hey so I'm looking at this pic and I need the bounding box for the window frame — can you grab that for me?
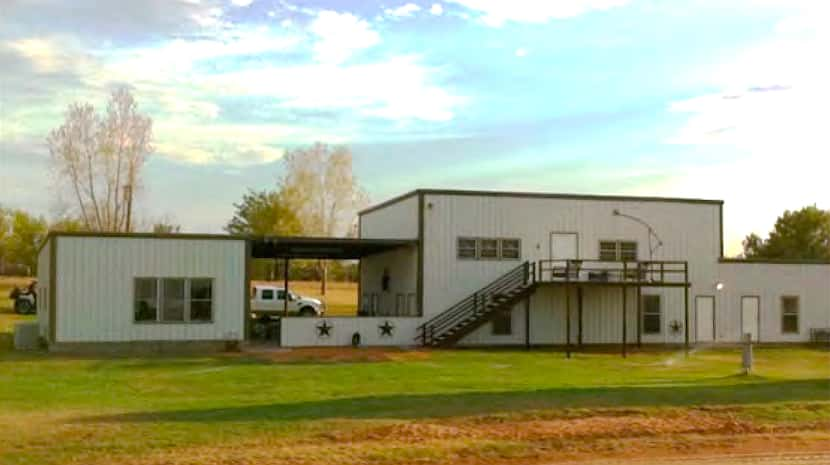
[499,238,521,260]
[781,295,800,334]
[189,278,214,323]
[598,240,638,261]
[479,238,500,260]
[642,294,662,335]
[133,277,214,324]
[457,237,478,260]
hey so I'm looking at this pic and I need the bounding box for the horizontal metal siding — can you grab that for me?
[360,195,419,239]
[56,237,245,342]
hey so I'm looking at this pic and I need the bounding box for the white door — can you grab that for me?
[550,232,579,260]
[741,296,760,342]
[695,296,715,343]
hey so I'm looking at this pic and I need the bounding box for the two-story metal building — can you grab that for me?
[36,189,830,352]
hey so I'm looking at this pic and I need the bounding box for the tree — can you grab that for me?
[278,143,368,295]
[742,205,830,260]
[6,211,48,275]
[47,87,153,232]
[225,189,303,236]
[0,207,10,274]
[152,222,181,234]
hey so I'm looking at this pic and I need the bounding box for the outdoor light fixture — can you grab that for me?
[612,209,664,261]
[715,282,724,291]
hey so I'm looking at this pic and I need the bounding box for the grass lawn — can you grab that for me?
[0,325,828,465]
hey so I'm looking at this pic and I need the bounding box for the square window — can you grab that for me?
[500,239,521,260]
[134,278,158,322]
[599,241,618,261]
[458,237,477,259]
[480,239,499,259]
[161,278,186,322]
[620,242,638,261]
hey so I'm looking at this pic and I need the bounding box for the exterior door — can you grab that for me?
[550,232,579,260]
[695,296,715,343]
[741,296,760,342]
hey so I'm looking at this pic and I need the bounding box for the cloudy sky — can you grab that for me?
[1,0,828,254]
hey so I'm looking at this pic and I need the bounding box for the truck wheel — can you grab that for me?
[299,307,316,317]
[15,300,34,315]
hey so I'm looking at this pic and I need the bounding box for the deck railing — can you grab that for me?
[537,259,688,286]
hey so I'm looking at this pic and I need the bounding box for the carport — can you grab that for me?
[247,236,417,332]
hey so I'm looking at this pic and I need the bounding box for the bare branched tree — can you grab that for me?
[279,143,368,295]
[47,88,153,232]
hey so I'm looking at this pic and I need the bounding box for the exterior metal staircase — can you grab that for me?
[416,261,537,347]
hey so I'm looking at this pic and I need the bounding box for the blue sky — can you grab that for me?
[1,0,828,255]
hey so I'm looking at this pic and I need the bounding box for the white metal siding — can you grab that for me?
[55,237,246,342]
[281,317,422,346]
[360,245,418,315]
[360,194,419,239]
[36,239,51,339]
[421,193,720,347]
[715,263,830,342]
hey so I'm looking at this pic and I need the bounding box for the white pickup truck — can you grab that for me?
[250,285,325,317]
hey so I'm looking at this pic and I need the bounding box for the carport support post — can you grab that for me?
[524,297,531,350]
[283,257,289,316]
[621,284,627,358]
[636,285,642,348]
[565,279,571,359]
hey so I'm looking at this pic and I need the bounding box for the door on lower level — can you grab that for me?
[695,296,715,343]
[741,296,760,342]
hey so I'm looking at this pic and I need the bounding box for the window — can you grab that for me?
[492,310,512,335]
[500,239,521,260]
[458,237,521,261]
[642,295,661,334]
[781,296,799,334]
[599,241,618,261]
[620,241,638,261]
[479,239,499,259]
[599,240,638,261]
[261,289,274,300]
[190,279,213,322]
[134,278,158,322]
[277,290,287,301]
[458,237,477,259]
[134,278,213,323]
[162,278,186,322]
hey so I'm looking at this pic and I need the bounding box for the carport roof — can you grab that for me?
[250,236,417,260]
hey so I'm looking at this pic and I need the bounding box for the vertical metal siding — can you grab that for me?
[360,195,419,239]
[424,193,720,345]
[36,239,51,338]
[55,237,246,342]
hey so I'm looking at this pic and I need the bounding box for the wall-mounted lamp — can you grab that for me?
[715,282,724,291]
[427,202,434,210]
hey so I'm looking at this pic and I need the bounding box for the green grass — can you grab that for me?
[0,312,827,465]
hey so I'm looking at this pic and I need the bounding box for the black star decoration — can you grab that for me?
[316,320,333,338]
[379,320,395,337]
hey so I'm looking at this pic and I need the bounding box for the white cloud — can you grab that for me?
[280,18,292,27]
[385,3,422,18]
[230,0,253,7]
[665,2,830,255]
[203,55,464,122]
[514,47,527,57]
[446,0,628,26]
[309,10,380,64]
[430,3,444,15]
